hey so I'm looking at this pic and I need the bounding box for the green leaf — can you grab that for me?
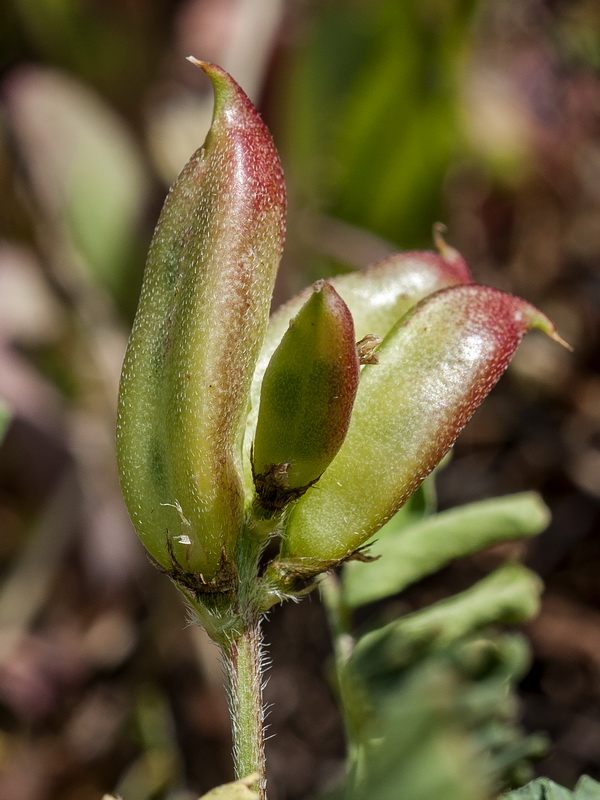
[501,778,574,799]
[341,633,537,800]
[5,66,148,302]
[350,564,542,679]
[347,657,488,800]
[342,492,550,607]
[283,0,478,247]
[575,776,600,799]
[501,776,600,799]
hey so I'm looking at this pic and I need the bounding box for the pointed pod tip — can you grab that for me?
[186,55,205,68]
[433,222,462,264]
[309,280,343,308]
[549,330,574,352]
[186,57,233,97]
[527,307,573,351]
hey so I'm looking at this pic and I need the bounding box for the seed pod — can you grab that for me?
[281,285,566,564]
[252,281,359,510]
[244,243,472,495]
[116,62,286,580]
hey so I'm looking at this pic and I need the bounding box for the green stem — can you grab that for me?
[185,517,275,796]
[319,572,353,670]
[319,573,367,796]
[223,617,267,799]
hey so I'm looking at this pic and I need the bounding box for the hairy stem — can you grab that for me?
[223,617,267,799]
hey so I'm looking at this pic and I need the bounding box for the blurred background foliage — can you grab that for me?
[0,0,600,798]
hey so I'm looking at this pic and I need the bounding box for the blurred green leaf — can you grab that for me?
[6,67,148,304]
[575,777,600,798]
[339,634,542,800]
[501,778,574,799]
[342,492,550,607]
[503,776,600,800]
[348,671,487,800]
[350,563,542,679]
[282,0,479,248]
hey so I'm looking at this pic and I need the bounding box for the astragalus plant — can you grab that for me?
[116,60,568,800]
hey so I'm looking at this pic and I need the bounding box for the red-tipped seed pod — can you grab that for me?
[117,62,286,580]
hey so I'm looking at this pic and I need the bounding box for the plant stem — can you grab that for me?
[319,572,353,669]
[223,617,267,799]
[319,573,367,793]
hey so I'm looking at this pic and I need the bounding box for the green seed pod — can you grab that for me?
[116,61,286,580]
[243,241,472,496]
[281,285,567,565]
[252,281,359,510]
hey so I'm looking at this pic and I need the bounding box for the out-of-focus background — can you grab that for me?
[0,1,599,798]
